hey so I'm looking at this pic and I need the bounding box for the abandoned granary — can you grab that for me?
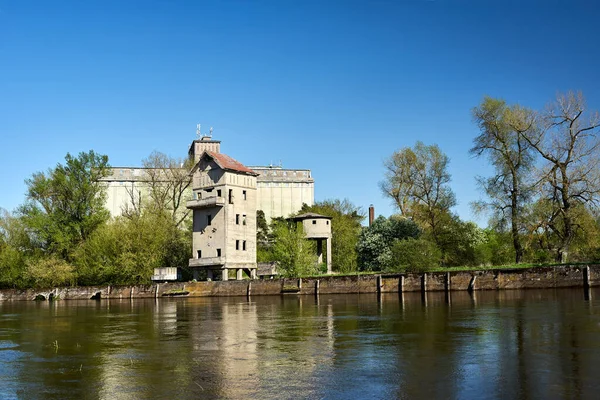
[100,131,327,280]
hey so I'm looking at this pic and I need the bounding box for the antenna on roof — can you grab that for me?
[209,127,213,138]
[196,123,202,138]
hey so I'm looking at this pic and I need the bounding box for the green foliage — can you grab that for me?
[0,209,36,288]
[20,150,110,259]
[269,219,318,277]
[299,199,364,273]
[357,215,421,271]
[25,257,76,288]
[74,211,190,285]
[389,238,442,272]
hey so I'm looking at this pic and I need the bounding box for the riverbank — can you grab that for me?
[0,264,598,301]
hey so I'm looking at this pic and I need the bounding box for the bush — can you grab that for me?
[26,257,76,288]
[389,238,441,272]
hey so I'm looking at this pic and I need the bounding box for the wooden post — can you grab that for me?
[422,273,428,293]
[584,266,591,290]
[468,275,477,292]
[445,272,451,292]
[377,275,382,294]
[399,275,405,293]
[247,281,252,298]
[155,284,159,299]
[298,278,302,290]
[315,279,320,295]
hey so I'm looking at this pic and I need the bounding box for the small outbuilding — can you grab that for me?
[290,212,333,274]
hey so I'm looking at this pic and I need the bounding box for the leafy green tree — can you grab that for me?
[74,211,190,285]
[25,257,76,288]
[381,142,456,247]
[471,97,536,263]
[390,238,441,272]
[357,215,421,271]
[299,199,364,273]
[0,209,34,288]
[269,219,318,277]
[20,150,110,260]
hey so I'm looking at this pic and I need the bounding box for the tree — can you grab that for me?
[357,215,421,271]
[522,91,600,262]
[381,142,456,246]
[0,209,33,288]
[269,219,318,277]
[132,151,194,227]
[20,151,110,259]
[299,199,364,273]
[471,97,536,263]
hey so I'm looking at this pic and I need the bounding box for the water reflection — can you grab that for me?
[0,289,599,399]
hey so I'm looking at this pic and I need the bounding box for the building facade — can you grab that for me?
[187,147,258,280]
[101,136,314,222]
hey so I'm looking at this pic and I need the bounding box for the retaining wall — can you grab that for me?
[1,265,599,301]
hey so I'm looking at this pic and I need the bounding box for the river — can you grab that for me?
[1,288,599,399]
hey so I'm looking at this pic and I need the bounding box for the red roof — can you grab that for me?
[204,151,258,176]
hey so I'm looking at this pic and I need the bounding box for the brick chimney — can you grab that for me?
[369,204,374,227]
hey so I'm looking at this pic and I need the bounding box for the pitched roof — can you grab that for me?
[192,151,259,176]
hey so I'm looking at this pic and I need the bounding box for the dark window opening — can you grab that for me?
[236,214,240,224]
[243,240,246,251]
[326,221,329,225]
[242,214,246,225]
[243,190,247,200]
[217,189,222,197]
[229,189,233,204]
[207,215,212,226]
[197,250,202,258]
[236,240,240,250]
[312,220,317,224]
[217,248,222,257]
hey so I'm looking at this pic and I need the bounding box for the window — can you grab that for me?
[197,250,202,258]
[243,190,247,200]
[236,240,240,250]
[326,220,329,225]
[236,214,240,225]
[242,214,246,225]
[312,220,317,224]
[217,189,222,197]
[207,215,212,226]
[217,248,221,257]
[243,240,246,251]
[229,189,233,204]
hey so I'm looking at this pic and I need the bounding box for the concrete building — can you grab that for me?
[291,213,332,274]
[187,139,259,280]
[102,135,314,222]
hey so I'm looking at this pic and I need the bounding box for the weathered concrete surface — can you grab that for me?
[1,265,600,301]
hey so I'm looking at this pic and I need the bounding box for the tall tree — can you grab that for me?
[130,151,193,227]
[20,151,110,259]
[381,142,456,246]
[522,91,600,262]
[471,97,536,263]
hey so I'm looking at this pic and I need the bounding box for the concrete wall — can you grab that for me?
[2,265,600,301]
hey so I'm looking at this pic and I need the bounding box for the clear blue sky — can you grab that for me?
[2,0,600,224]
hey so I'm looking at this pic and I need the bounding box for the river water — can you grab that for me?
[1,289,600,399]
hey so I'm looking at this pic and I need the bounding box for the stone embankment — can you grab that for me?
[1,265,598,301]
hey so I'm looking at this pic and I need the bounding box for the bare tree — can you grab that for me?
[471,97,536,263]
[139,151,194,227]
[523,91,600,262]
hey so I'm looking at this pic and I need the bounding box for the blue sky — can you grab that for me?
[1,0,600,224]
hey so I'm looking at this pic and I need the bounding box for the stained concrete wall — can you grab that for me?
[2,265,600,301]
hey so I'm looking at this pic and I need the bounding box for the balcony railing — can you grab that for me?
[186,196,225,209]
[189,257,225,267]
